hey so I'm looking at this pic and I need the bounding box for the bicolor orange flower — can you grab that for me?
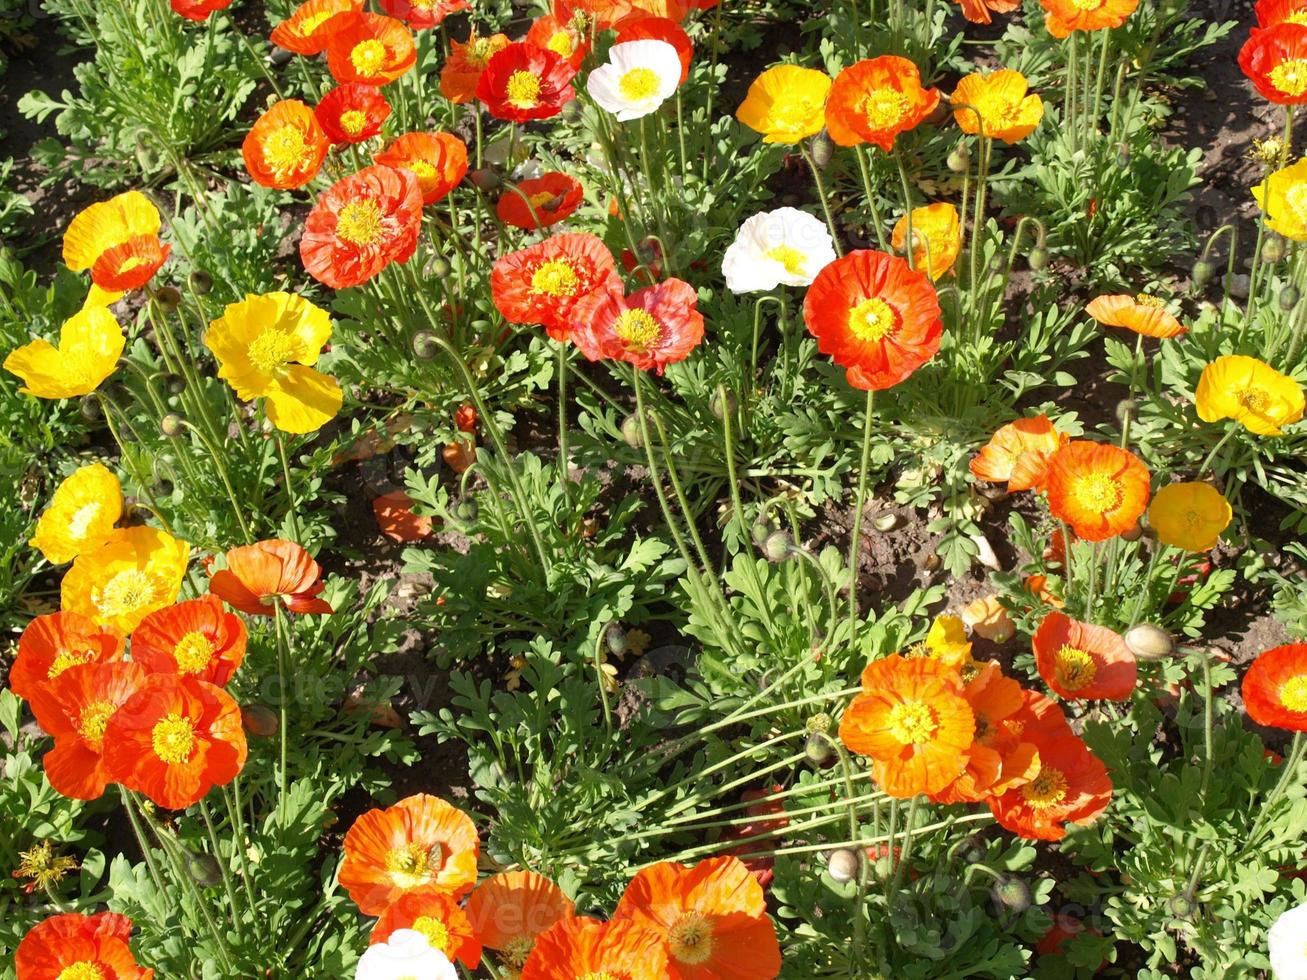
[61,527,191,635]
[1041,0,1139,38]
[803,249,943,391]
[1258,0,1307,27]
[131,596,248,686]
[616,15,693,83]
[327,13,416,86]
[935,661,1039,804]
[1085,293,1186,338]
[955,0,1019,25]
[493,234,622,340]
[497,172,584,229]
[440,31,511,103]
[378,0,468,29]
[1243,644,1307,730]
[526,13,590,70]
[477,42,578,122]
[316,83,391,144]
[9,610,124,702]
[951,69,1044,143]
[1241,22,1307,104]
[242,100,331,190]
[825,56,940,151]
[370,888,482,969]
[301,164,424,288]
[1044,441,1150,542]
[103,673,247,810]
[16,912,153,980]
[27,661,146,800]
[170,0,233,20]
[571,277,705,373]
[209,539,333,616]
[30,462,123,564]
[987,735,1112,840]
[839,654,975,798]
[339,793,480,914]
[891,203,961,280]
[466,870,577,977]
[1034,611,1136,701]
[522,917,668,980]
[969,415,1067,492]
[271,0,363,55]
[63,191,169,292]
[374,132,468,205]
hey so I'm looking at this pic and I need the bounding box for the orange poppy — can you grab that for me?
[1040,0,1140,38]
[8,610,124,702]
[374,131,468,205]
[825,56,940,151]
[440,31,511,103]
[378,0,468,29]
[522,916,668,980]
[130,596,248,686]
[326,13,416,86]
[571,277,705,374]
[1242,644,1307,730]
[526,14,590,70]
[339,793,480,914]
[170,0,232,20]
[491,233,622,341]
[1085,293,1186,338]
[934,661,1040,804]
[1258,0,1307,27]
[466,870,577,976]
[955,0,1019,24]
[16,911,153,980]
[300,164,424,288]
[1033,611,1137,701]
[616,15,693,83]
[209,539,334,616]
[497,172,585,229]
[987,734,1112,840]
[315,83,391,144]
[242,100,331,190]
[270,0,363,55]
[62,192,170,293]
[1045,441,1150,541]
[369,888,482,968]
[1242,22,1307,104]
[1011,688,1076,744]
[27,661,146,800]
[803,249,943,392]
[969,415,1067,492]
[477,42,578,122]
[613,855,780,980]
[103,673,247,810]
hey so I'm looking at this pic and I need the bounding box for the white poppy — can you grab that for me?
[586,40,682,121]
[355,929,457,980]
[721,207,837,293]
[1270,901,1307,980]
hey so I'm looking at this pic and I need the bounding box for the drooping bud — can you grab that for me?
[160,413,184,439]
[429,257,451,278]
[453,498,479,522]
[946,145,971,173]
[621,413,644,449]
[605,622,628,656]
[991,876,1031,912]
[762,530,792,562]
[411,331,438,360]
[827,848,859,884]
[188,269,213,295]
[709,388,737,421]
[1026,247,1050,271]
[809,132,834,170]
[187,851,223,887]
[805,732,833,765]
[155,286,182,311]
[1280,285,1301,311]
[240,703,279,737]
[1262,235,1287,264]
[1116,399,1137,425]
[1124,624,1174,662]
[1190,259,1216,286]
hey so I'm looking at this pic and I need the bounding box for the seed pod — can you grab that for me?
[241,703,279,737]
[709,389,737,421]
[1280,285,1301,311]
[1027,247,1050,271]
[946,145,971,173]
[1191,259,1216,286]
[188,270,213,295]
[992,876,1031,912]
[155,286,182,311]
[454,498,479,522]
[805,732,832,765]
[827,848,859,884]
[809,132,834,170]
[187,851,223,887]
[159,413,184,439]
[411,330,438,360]
[1124,623,1174,661]
[762,530,792,562]
[605,622,628,656]
[621,413,644,449]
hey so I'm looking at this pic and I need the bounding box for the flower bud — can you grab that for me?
[187,851,222,887]
[806,711,833,734]
[605,622,628,656]
[762,530,792,562]
[454,498,479,522]
[827,848,859,884]
[1191,259,1216,286]
[1120,520,1144,542]
[946,145,971,173]
[1124,623,1174,661]
[1280,285,1301,311]
[621,413,644,449]
[809,132,834,170]
[188,270,213,295]
[163,373,186,395]
[709,389,737,421]
[155,285,182,311]
[1262,235,1287,264]
[429,257,451,278]
[992,876,1031,912]
[805,732,833,765]
[80,395,101,420]
[1116,399,1137,425]
[1026,247,1050,271]
[411,330,438,360]
[160,413,184,438]
[1168,892,1195,919]
[240,703,279,737]
[751,521,773,547]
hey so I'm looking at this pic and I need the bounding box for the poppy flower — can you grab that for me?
[63,191,170,292]
[1243,644,1307,730]
[1258,0,1307,27]
[722,206,837,293]
[526,13,589,70]
[570,277,705,373]
[969,415,1068,492]
[1194,354,1305,436]
[316,84,391,144]
[131,596,248,686]
[357,930,457,980]
[440,31,511,104]
[242,100,331,190]
[613,856,780,980]
[271,0,363,55]
[736,64,831,144]
[61,527,190,635]
[950,69,1044,144]
[1269,902,1307,980]
[1085,293,1186,338]
[8,610,125,702]
[1253,157,1307,241]
[1148,482,1232,552]
[891,203,962,280]
[209,539,334,616]
[987,734,1112,840]
[466,871,577,976]
[1044,441,1150,542]
[1033,611,1137,701]
[839,654,975,797]
[615,16,692,84]
[327,13,416,86]
[370,889,482,969]
[374,131,468,206]
[497,172,584,229]
[4,307,125,400]
[170,0,232,20]
[373,490,434,542]
[15,911,153,980]
[935,661,1040,804]
[803,249,943,391]
[339,793,480,914]
[491,232,622,340]
[522,917,668,980]
[1040,0,1140,38]
[955,0,1020,25]
[206,291,343,433]
[378,0,468,30]
[477,42,578,122]
[825,56,940,151]
[1242,22,1307,104]
[30,463,123,565]
[103,673,247,810]
[301,164,424,289]
[906,613,976,672]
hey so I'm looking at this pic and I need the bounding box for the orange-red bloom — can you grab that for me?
[1045,441,1150,542]
[987,734,1112,840]
[1243,644,1307,730]
[1085,293,1186,338]
[170,0,232,20]
[103,673,247,810]
[969,415,1068,492]
[1040,0,1139,38]
[825,56,940,151]
[370,888,482,968]
[271,0,363,55]
[242,100,330,190]
[1241,22,1307,104]
[130,596,248,686]
[492,233,621,341]
[571,277,705,373]
[497,172,585,229]
[616,15,693,83]
[440,31,511,103]
[316,83,391,144]
[9,610,124,702]
[476,42,578,122]
[466,870,577,976]
[1258,0,1307,27]
[522,917,668,980]
[803,249,943,391]
[955,0,1019,24]
[378,0,468,30]
[1033,611,1137,702]
[327,13,416,86]
[374,131,468,206]
[209,539,334,616]
[339,793,480,914]
[16,912,153,980]
[935,661,1040,804]
[526,13,590,70]
[301,164,424,288]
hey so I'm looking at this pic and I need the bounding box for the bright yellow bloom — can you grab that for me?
[61,526,190,634]
[951,69,1044,144]
[736,65,832,144]
[891,203,962,279]
[3,307,124,399]
[1252,157,1307,241]
[30,463,123,564]
[1148,482,1232,552]
[82,284,125,310]
[205,292,343,434]
[1195,354,1305,436]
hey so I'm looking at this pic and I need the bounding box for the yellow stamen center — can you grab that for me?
[667,911,714,965]
[529,190,559,209]
[1069,0,1106,9]
[1071,473,1123,512]
[48,648,96,679]
[263,125,308,175]
[886,699,938,744]
[247,330,298,376]
[339,109,368,136]
[411,915,451,954]
[173,631,216,674]
[468,37,497,67]
[1134,293,1165,308]
[1238,386,1270,412]
[78,700,116,749]
[765,244,808,276]
[1291,11,1307,25]
[862,88,909,130]
[501,936,534,968]
[351,39,388,77]
[57,964,105,980]
[1270,59,1307,96]
[1281,675,1307,712]
[547,31,575,57]
[98,569,159,618]
[612,308,662,350]
[505,70,543,109]
[619,67,661,101]
[530,259,580,297]
[151,712,197,765]
[297,11,332,34]
[771,97,820,132]
[335,199,384,246]
[847,297,900,342]
[578,974,619,980]
[1022,767,1069,809]
[1053,645,1097,691]
[409,160,437,180]
[385,841,442,888]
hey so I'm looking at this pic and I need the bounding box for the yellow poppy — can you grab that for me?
[923,613,974,668]
[1195,354,1305,436]
[30,463,124,564]
[63,191,170,291]
[61,526,190,634]
[3,307,125,399]
[891,203,962,279]
[951,69,1044,144]
[1252,157,1307,241]
[1147,482,1231,552]
[736,65,832,144]
[205,292,343,434]
[81,284,125,310]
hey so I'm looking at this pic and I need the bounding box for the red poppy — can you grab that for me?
[491,232,622,340]
[1240,22,1307,104]
[326,13,417,86]
[466,870,577,975]
[243,100,331,190]
[130,596,248,686]
[170,0,232,20]
[316,84,391,144]
[526,13,590,69]
[987,734,1112,840]
[16,912,153,980]
[378,0,468,30]
[370,888,482,968]
[1243,644,1307,730]
[616,15,693,83]
[209,539,333,616]
[9,610,124,702]
[1045,441,1150,542]
[1033,611,1137,702]
[1258,0,1307,27]
[803,249,943,391]
[301,164,424,288]
[522,917,668,980]
[374,131,468,205]
[440,31,511,103]
[497,172,585,229]
[476,41,578,122]
[825,56,940,151]
[571,277,705,373]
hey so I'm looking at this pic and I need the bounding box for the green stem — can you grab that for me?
[199,797,245,940]
[847,390,876,630]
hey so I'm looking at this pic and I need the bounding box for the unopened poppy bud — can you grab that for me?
[762,530,792,562]
[605,622,628,656]
[1263,235,1287,264]
[188,269,213,295]
[163,373,186,395]
[412,330,438,360]
[1281,285,1301,311]
[160,413,185,438]
[710,389,737,420]
[809,132,834,170]
[946,145,970,173]
[187,851,222,887]
[805,732,833,765]
[621,413,644,449]
[1168,892,1195,918]
[827,848,859,884]
[80,395,101,420]
[751,521,773,547]
[1027,247,1050,271]
[1191,259,1216,286]
[992,876,1031,912]
[469,168,500,191]
[155,286,182,311]
[1125,623,1174,661]
[271,46,294,66]
[429,257,451,278]
[1116,399,1136,425]
[454,498,479,522]
[1226,273,1250,299]
[1121,520,1144,542]
[241,703,279,737]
